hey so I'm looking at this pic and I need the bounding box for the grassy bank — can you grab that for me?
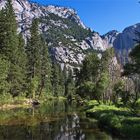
[86,100,140,139]
[0,99,70,126]
[0,94,67,110]
[0,94,31,110]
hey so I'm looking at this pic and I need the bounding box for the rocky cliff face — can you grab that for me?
[102,30,119,47]
[0,0,109,69]
[103,23,140,64]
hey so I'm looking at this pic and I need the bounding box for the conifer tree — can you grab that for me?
[63,65,68,96]
[0,8,7,55]
[51,62,60,96]
[17,33,27,93]
[26,19,42,98]
[39,36,52,97]
[58,65,65,96]
[0,57,9,94]
[0,0,26,96]
[0,8,9,94]
[66,69,75,97]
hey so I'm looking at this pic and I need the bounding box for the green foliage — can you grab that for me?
[101,48,115,68]
[87,100,99,106]
[30,76,40,99]
[123,44,140,104]
[39,36,52,96]
[0,93,13,106]
[95,72,110,101]
[0,57,10,94]
[76,50,112,102]
[76,53,99,99]
[78,52,101,84]
[51,62,60,96]
[113,79,135,106]
[26,19,53,98]
[51,62,66,96]
[114,80,125,94]
[0,2,73,100]
[135,99,140,107]
[26,19,42,81]
[77,81,95,99]
[86,103,140,138]
[129,44,140,74]
[0,0,27,97]
[99,113,121,129]
[123,44,140,76]
[65,69,75,98]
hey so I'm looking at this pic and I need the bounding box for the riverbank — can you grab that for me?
[85,100,140,139]
[0,95,66,110]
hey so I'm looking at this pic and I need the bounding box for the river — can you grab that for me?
[0,100,122,140]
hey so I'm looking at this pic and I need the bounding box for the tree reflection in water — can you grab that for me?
[0,101,119,140]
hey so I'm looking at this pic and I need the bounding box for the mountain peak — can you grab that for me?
[103,30,119,36]
[102,30,119,47]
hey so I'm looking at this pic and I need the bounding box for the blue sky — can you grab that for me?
[31,0,140,35]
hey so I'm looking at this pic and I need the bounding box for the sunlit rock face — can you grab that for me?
[103,23,140,64]
[102,30,119,47]
[0,0,111,69]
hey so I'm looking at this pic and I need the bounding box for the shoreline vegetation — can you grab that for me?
[85,100,140,139]
[0,95,67,110]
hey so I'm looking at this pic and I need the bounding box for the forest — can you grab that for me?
[0,0,140,139]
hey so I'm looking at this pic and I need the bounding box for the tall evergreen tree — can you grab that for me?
[58,65,65,96]
[66,69,75,97]
[63,65,68,96]
[26,19,42,98]
[16,33,27,93]
[0,57,9,95]
[38,36,52,97]
[0,0,26,96]
[51,62,60,96]
[0,8,9,94]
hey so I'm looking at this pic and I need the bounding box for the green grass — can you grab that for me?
[86,102,140,139]
[0,94,29,106]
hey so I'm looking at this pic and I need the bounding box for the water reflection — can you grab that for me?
[0,101,120,140]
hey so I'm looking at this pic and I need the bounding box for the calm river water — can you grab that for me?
[0,100,123,140]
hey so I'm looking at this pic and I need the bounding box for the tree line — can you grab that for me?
[75,42,140,108]
[0,0,75,99]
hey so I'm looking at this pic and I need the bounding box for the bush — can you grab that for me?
[86,103,140,138]
[99,113,121,129]
[0,94,13,105]
[77,81,96,99]
[87,100,99,106]
[135,99,140,108]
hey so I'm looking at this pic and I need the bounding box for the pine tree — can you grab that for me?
[0,8,9,94]
[51,62,60,96]
[0,0,26,96]
[66,69,75,97]
[0,8,7,55]
[0,57,10,94]
[58,65,65,96]
[17,33,27,93]
[38,35,52,97]
[26,19,42,98]
[63,65,68,96]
